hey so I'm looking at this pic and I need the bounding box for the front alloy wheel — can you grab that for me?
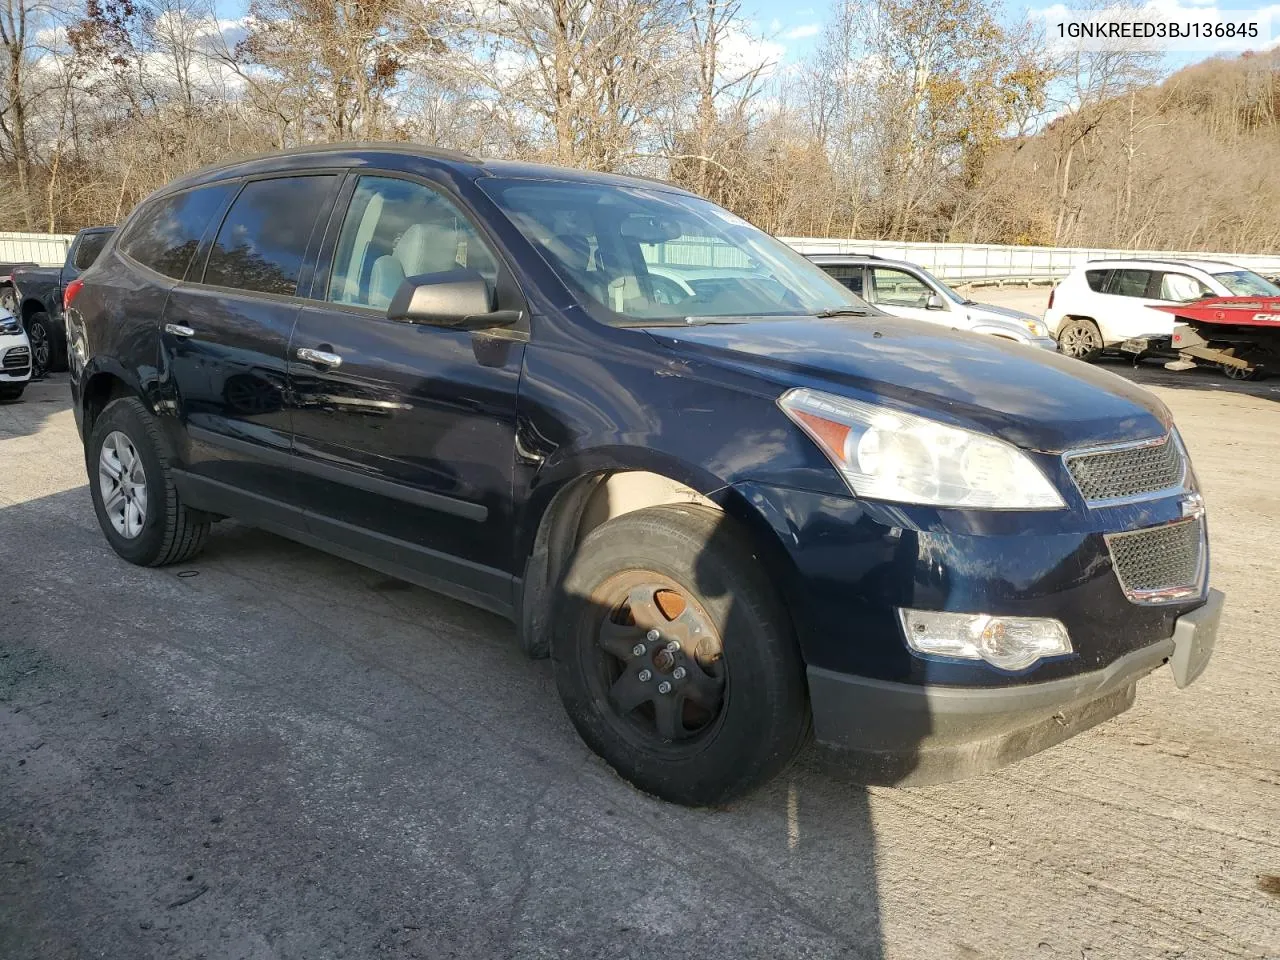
[99,430,149,539]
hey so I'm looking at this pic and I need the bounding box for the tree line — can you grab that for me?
[1,0,1277,253]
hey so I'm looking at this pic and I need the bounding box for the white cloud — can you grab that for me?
[784,23,821,39]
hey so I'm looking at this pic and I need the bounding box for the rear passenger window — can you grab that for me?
[204,176,336,296]
[119,184,234,280]
[1085,270,1109,293]
[1105,269,1152,298]
[820,265,864,295]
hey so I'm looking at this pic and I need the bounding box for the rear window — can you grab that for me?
[119,184,235,279]
[203,176,336,296]
[72,231,112,270]
[1085,269,1109,292]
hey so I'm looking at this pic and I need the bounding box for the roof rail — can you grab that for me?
[1084,256,1244,270]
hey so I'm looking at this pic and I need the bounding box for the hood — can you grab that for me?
[966,302,1039,323]
[643,316,1169,452]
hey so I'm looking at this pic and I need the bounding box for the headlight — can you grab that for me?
[1021,318,1049,337]
[0,316,19,335]
[778,387,1065,509]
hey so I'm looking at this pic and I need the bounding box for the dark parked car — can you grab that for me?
[13,226,115,376]
[67,144,1222,805]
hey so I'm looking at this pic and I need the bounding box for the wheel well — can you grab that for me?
[20,299,46,322]
[517,470,721,657]
[81,373,134,437]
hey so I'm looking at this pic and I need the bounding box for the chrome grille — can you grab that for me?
[1065,434,1184,503]
[2,345,30,370]
[1106,517,1205,604]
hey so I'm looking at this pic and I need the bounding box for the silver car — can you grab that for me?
[806,254,1057,349]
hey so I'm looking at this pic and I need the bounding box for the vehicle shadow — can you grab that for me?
[1,486,922,957]
[1097,357,1280,401]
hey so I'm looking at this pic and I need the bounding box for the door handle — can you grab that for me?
[164,323,195,337]
[296,347,342,368]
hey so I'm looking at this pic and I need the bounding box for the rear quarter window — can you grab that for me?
[119,184,236,280]
[1085,269,1110,293]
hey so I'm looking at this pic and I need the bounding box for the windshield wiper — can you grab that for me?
[813,307,871,318]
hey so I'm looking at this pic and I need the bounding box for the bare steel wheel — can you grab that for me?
[99,430,149,539]
[552,503,809,806]
[588,573,727,745]
[1058,318,1103,361]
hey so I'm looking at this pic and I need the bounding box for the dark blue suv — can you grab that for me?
[66,144,1223,805]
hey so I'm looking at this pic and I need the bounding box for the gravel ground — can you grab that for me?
[1,370,1278,960]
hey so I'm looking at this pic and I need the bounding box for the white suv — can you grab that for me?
[1046,258,1280,361]
[0,311,32,401]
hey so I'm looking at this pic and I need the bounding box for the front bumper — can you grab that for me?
[810,588,1223,785]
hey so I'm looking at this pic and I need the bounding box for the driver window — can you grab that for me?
[327,176,499,309]
[869,267,931,307]
[1159,272,1209,302]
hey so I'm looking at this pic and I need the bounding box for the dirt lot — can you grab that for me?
[2,368,1278,960]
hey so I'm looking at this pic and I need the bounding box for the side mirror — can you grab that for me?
[925,293,946,310]
[388,268,519,329]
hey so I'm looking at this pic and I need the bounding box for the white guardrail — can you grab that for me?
[3,228,1280,282]
[783,237,1280,285]
[0,231,78,267]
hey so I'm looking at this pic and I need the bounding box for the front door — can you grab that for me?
[866,266,952,327]
[160,173,341,505]
[287,173,526,613]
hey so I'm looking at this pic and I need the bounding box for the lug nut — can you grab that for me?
[632,643,646,656]
[638,669,652,682]
[672,666,686,680]
[646,629,660,642]
[665,640,680,653]
[657,681,672,694]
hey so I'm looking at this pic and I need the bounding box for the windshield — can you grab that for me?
[916,266,967,304]
[1212,269,1280,297]
[479,178,868,324]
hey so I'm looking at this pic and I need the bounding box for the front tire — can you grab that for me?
[87,397,210,566]
[1058,318,1104,361]
[552,504,809,806]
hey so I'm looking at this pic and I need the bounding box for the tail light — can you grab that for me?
[1047,286,1056,310]
[64,278,84,311]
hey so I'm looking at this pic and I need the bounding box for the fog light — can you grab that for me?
[897,609,1072,672]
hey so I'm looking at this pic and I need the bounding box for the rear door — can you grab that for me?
[1098,267,1170,341]
[159,173,341,510]
[286,172,527,612]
